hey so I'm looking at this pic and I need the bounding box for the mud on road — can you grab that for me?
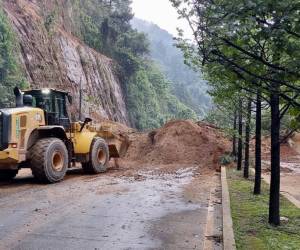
[0,165,222,250]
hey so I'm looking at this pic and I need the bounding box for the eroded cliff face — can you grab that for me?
[3,0,129,124]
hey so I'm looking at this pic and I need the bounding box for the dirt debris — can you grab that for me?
[116,120,230,174]
[251,134,300,162]
[97,119,135,135]
[250,134,300,174]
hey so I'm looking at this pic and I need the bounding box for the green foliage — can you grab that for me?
[0,6,27,107]
[127,61,197,130]
[287,107,300,131]
[261,108,300,136]
[69,0,197,129]
[220,154,234,165]
[127,65,162,130]
[72,0,148,66]
[227,168,300,250]
[171,0,300,133]
[132,18,211,118]
[205,107,233,130]
[44,10,57,34]
[79,13,102,51]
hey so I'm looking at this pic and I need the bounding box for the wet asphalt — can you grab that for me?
[0,168,221,250]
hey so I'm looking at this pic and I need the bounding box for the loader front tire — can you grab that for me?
[0,170,18,181]
[82,137,109,174]
[30,138,68,183]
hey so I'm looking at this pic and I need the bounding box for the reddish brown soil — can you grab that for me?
[116,120,230,174]
[251,135,299,162]
[256,134,300,207]
[280,144,300,162]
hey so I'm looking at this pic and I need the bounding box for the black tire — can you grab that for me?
[0,170,19,181]
[30,138,68,183]
[82,137,109,174]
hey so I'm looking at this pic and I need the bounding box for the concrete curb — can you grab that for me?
[250,168,300,208]
[221,166,236,250]
[203,186,215,250]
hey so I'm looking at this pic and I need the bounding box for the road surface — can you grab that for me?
[0,166,222,250]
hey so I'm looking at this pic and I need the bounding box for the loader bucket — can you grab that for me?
[92,123,130,158]
[106,135,129,158]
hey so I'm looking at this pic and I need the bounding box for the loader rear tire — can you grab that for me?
[30,138,68,183]
[82,137,109,174]
[0,170,18,181]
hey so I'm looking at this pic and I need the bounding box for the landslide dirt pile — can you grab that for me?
[121,120,230,170]
[253,135,300,162]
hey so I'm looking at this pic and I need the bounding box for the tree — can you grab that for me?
[0,5,27,106]
[68,0,197,129]
[232,109,237,160]
[244,98,252,179]
[237,98,243,171]
[131,18,212,119]
[171,0,300,225]
[254,89,262,194]
[269,81,281,225]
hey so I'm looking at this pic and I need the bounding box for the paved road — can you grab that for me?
[261,158,300,208]
[0,167,222,250]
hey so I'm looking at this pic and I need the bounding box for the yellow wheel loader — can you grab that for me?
[0,87,128,183]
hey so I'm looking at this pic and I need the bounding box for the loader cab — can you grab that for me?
[23,89,71,128]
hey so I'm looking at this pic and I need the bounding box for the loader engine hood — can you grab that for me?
[0,107,45,151]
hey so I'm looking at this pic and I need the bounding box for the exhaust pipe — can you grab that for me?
[13,87,24,107]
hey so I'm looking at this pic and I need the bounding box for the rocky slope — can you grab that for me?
[3,0,129,124]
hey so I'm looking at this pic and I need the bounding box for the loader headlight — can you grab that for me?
[42,88,51,95]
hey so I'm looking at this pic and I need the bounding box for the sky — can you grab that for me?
[131,0,193,39]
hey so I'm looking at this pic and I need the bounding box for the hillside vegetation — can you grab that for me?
[51,0,198,129]
[0,7,26,107]
[132,18,211,118]
[0,0,199,130]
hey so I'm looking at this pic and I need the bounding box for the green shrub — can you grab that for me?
[220,153,234,165]
[0,7,27,107]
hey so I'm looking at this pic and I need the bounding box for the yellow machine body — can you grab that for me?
[0,107,127,170]
[71,122,97,154]
[0,107,45,167]
[0,87,129,183]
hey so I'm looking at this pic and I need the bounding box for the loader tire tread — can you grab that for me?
[30,138,68,183]
[82,137,109,174]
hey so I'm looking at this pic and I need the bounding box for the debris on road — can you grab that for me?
[117,120,230,174]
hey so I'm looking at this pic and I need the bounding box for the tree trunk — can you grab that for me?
[237,99,243,171]
[254,90,262,195]
[269,83,281,226]
[232,110,237,161]
[244,98,251,179]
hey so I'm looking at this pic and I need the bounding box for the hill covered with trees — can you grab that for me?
[0,0,202,130]
[67,0,201,129]
[131,18,212,118]
[0,7,27,107]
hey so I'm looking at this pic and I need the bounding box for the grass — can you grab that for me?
[227,168,300,250]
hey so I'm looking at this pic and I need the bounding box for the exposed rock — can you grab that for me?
[3,0,129,124]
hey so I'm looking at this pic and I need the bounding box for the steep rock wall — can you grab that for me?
[3,0,129,124]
